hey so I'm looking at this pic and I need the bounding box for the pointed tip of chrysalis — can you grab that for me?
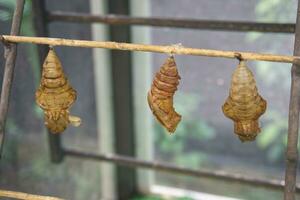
[160,56,179,77]
[238,60,247,68]
[46,48,59,61]
[166,55,176,67]
[42,48,64,80]
[44,48,62,68]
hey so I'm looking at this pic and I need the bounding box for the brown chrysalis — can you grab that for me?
[148,56,182,133]
[222,60,267,142]
[35,48,81,133]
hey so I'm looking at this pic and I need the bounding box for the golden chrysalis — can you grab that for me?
[148,56,182,133]
[35,48,81,133]
[222,60,267,142]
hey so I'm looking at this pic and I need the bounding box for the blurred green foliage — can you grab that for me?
[257,110,288,162]
[16,138,102,200]
[0,0,43,135]
[0,0,40,86]
[131,195,193,200]
[0,0,41,161]
[246,0,296,162]
[255,0,295,22]
[3,118,21,162]
[0,2,101,200]
[155,92,215,168]
[246,0,295,89]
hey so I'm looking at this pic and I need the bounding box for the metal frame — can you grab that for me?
[31,0,63,163]
[0,0,300,199]
[0,0,25,156]
[64,149,300,192]
[107,0,137,199]
[284,2,300,199]
[89,0,116,198]
[47,11,295,33]
[130,0,153,194]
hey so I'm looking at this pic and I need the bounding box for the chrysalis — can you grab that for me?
[222,60,267,142]
[148,56,182,133]
[35,47,81,133]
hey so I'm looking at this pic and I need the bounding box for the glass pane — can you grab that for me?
[0,1,100,199]
[150,0,299,199]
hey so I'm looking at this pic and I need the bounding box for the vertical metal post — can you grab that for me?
[31,0,63,163]
[284,1,300,199]
[0,0,25,157]
[108,0,137,198]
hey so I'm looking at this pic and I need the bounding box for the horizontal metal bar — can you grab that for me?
[64,149,300,192]
[1,35,300,64]
[47,11,295,33]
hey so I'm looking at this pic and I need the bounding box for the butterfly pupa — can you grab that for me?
[222,59,267,142]
[148,56,182,133]
[35,47,81,133]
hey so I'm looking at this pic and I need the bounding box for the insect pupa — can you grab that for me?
[35,47,81,133]
[148,56,182,133]
[222,59,267,142]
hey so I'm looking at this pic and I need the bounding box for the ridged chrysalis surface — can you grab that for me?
[222,60,267,142]
[35,48,81,133]
[148,56,181,133]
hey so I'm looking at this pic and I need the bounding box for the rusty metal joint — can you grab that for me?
[286,151,298,162]
[1,36,13,59]
[293,58,300,65]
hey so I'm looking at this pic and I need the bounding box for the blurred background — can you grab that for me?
[0,0,300,199]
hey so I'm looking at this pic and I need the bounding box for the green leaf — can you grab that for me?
[160,136,183,154]
[131,196,161,200]
[174,92,200,116]
[174,152,206,168]
[0,10,11,21]
[257,124,282,149]
[177,198,193,200]
[34,105,43,118]
[0,0,16,10]
[246,32,263,42]
[267,144,284,162]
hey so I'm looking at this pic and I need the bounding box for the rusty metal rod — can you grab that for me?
[0,0,25,157]
[284,0,300,199]
[47,11,295,33]
[64,149,300,192]
[1,35,300,64]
